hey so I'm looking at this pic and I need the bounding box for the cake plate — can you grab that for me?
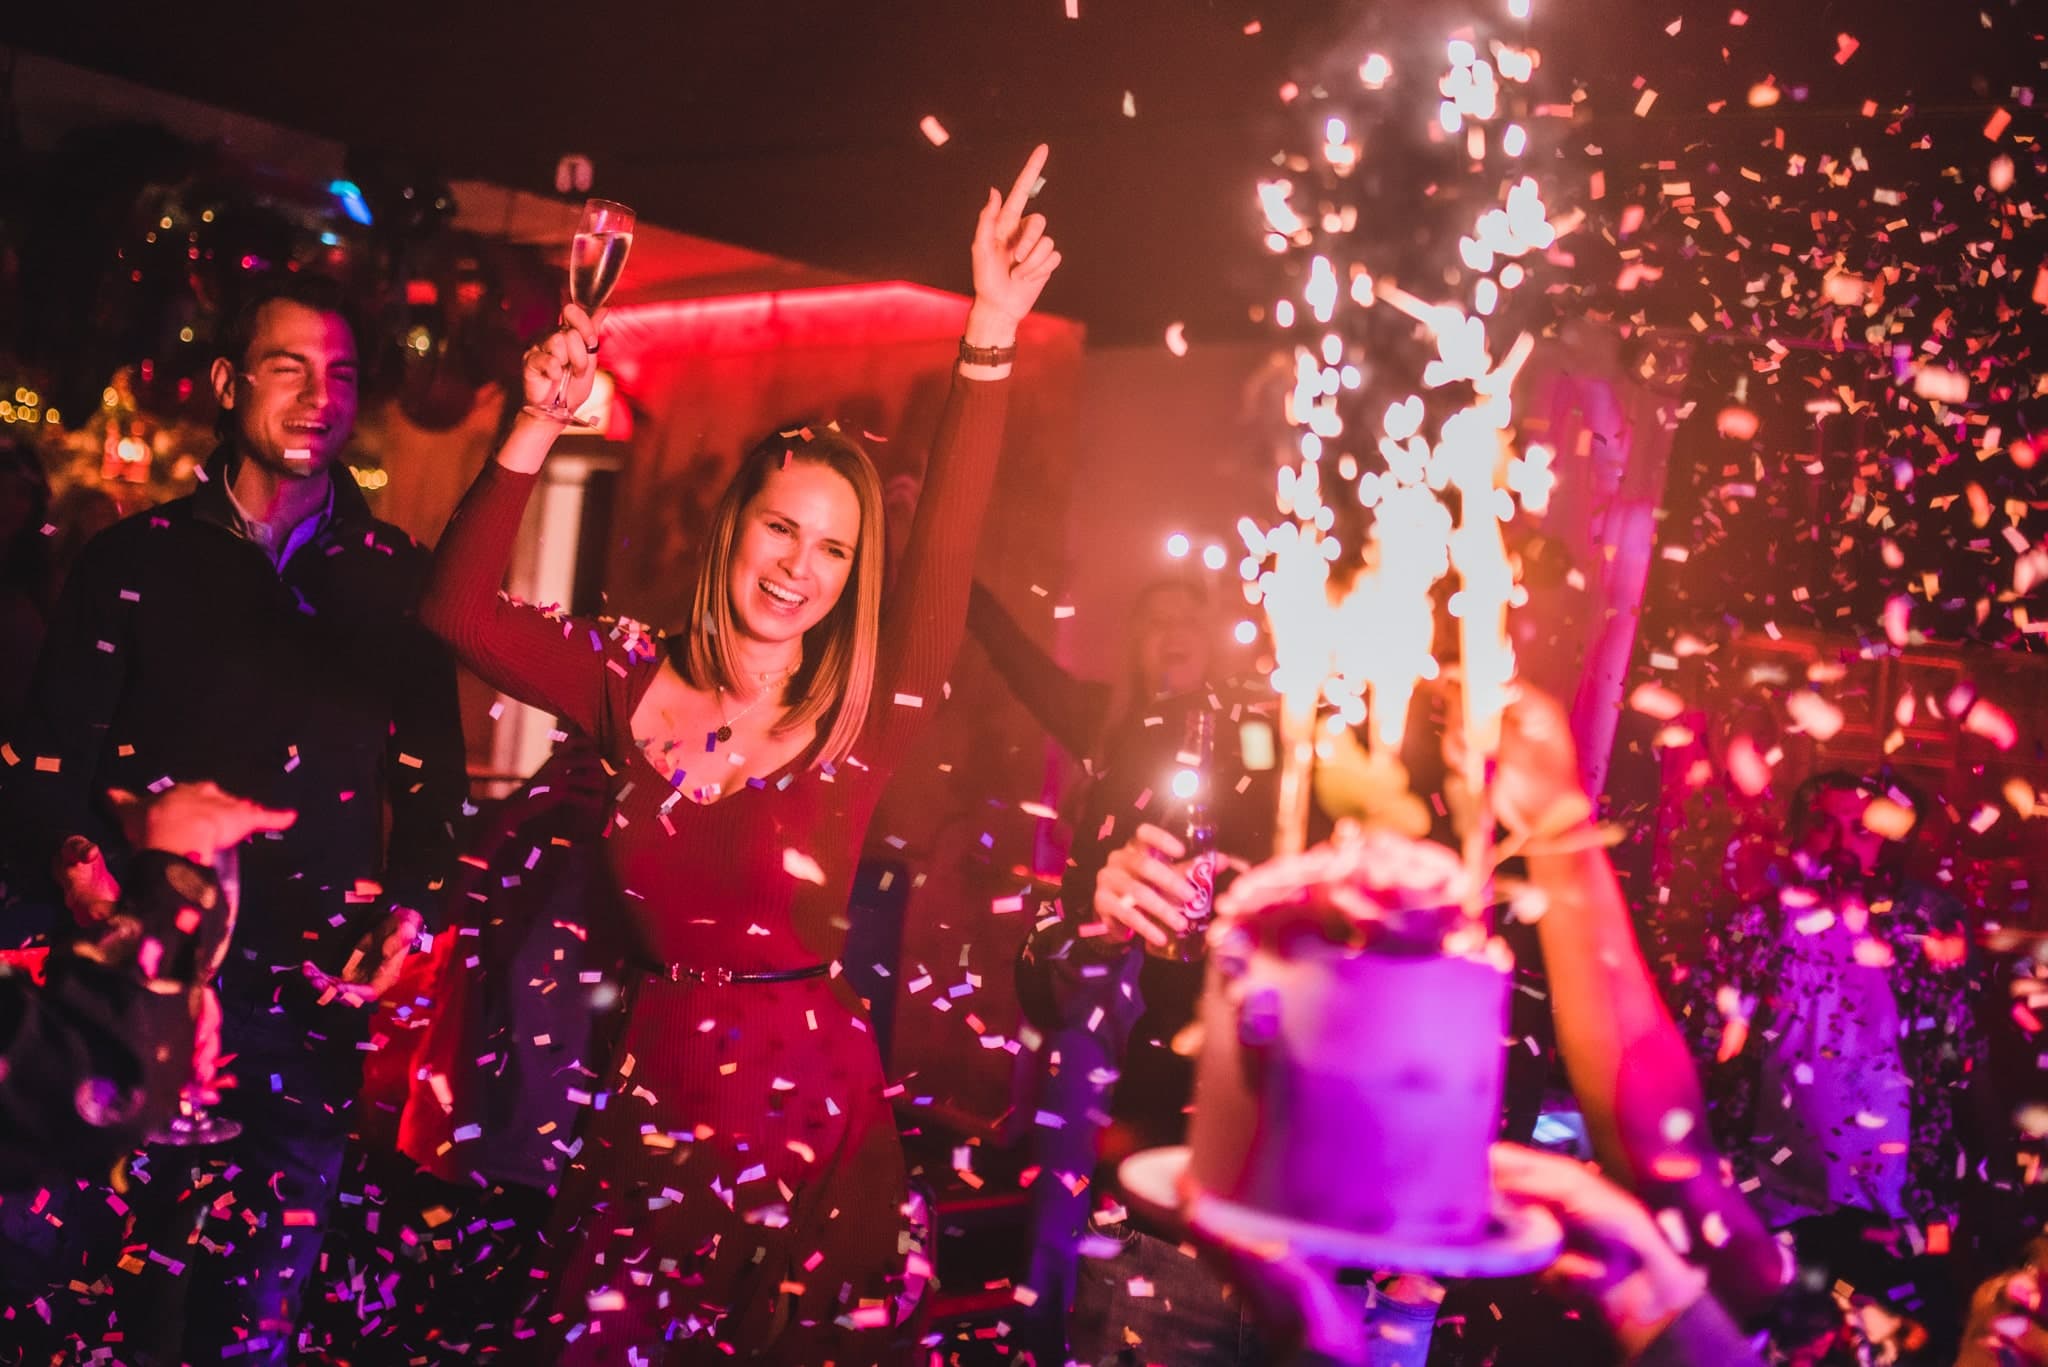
[1119,1145,1564,1280]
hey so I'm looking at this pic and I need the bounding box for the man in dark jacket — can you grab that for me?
[0,273,466,1363]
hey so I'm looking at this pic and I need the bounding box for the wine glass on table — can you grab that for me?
[146,847,242,1147]
[534,198,635,421]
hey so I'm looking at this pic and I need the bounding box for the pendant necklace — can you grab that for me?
[706,666,796,752]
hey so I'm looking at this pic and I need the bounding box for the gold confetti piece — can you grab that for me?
[2005,778,2037,818]
[919,116,950,147]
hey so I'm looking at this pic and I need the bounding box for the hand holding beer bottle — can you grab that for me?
[1093,707,1223,960]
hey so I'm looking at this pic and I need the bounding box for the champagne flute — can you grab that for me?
[538,198,635,420]
[147,847,242,1147]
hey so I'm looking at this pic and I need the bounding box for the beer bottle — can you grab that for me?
[1152,707,1218,963]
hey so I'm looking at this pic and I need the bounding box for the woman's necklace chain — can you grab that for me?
[633,663,798,802]
[707,665,797,751]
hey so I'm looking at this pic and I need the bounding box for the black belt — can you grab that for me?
[658,961,832,987]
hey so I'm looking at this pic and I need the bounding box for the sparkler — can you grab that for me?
[1243,21,1566,894]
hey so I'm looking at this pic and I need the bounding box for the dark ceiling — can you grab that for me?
[9,0,2034,345]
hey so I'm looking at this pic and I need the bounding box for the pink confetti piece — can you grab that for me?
[1883,595,1913,647]
[1726,735,1772,797]
[919,116,950,147]
[1628,681,1686,720]
[1963,698,2017,750]
[1784,690,1845,741]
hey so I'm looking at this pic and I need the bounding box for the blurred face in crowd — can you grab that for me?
[1133,583,1209,698]
[210,300,359,477]
[1795,785,1893,883]
[726,459,861,650]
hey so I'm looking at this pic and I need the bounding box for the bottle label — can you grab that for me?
[1184,848,1218,931]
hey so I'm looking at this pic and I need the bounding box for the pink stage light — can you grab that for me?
[602,282,977,376]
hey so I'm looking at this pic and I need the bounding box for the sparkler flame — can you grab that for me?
[1245,20,1554,877]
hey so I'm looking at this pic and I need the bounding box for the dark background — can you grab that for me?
[9,0,2032,344]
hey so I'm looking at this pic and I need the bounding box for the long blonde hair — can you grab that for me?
[678,426,885,767]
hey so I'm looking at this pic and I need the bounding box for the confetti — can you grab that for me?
[782,848,827,884]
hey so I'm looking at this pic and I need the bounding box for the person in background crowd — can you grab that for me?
[1689,769,1987,1363]
[970,572,1224,764]
[0,437,52,737]
[0,271,467,1364]
[377,736,617,1351]
[420,146,1058,1363]
[972,573,1282,1363]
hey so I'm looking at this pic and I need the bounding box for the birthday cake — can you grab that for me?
[1178,827,1515,1252]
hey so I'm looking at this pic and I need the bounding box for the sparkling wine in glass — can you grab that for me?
[542,198,634,419]
[147,848,241,1147]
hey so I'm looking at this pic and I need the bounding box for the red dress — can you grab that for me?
[420,375,1008,1362]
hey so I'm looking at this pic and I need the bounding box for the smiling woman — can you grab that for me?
[417,145,1060,1363]
[691,426,881,772]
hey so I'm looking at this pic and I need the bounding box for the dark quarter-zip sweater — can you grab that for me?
[0,448,466,1003]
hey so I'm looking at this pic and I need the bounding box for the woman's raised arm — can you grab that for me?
[421,306,637,737]
[1484,690,1789,1321]
[869,146,1061,752]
